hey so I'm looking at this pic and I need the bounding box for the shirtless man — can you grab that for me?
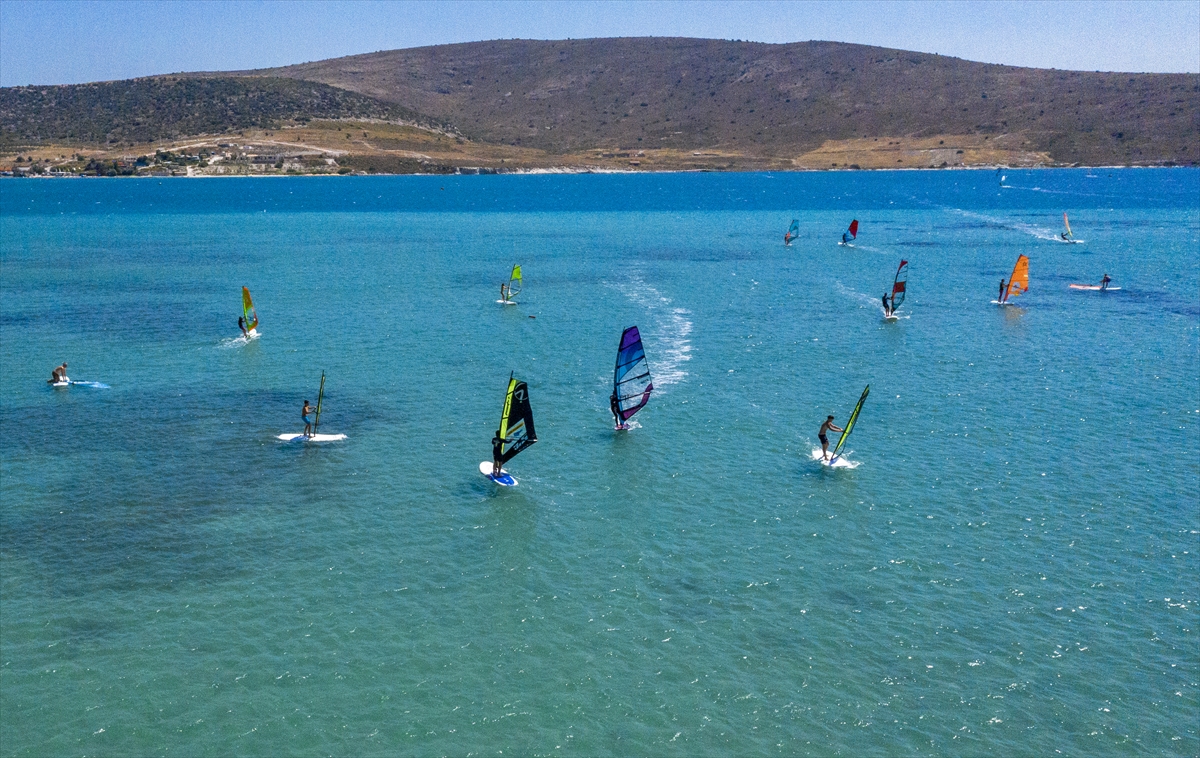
[819,415,844,462]
[47,362,68,384]
[302,400,316,437]
[1100,273,1112,292]
[491,430,506,475]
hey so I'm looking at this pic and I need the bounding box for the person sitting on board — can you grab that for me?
[819,415,844,462]
[48,363,66,384]
[238,316,247,338]
[881,293,891,317]
[998,279,1006,302]
[301,400,315,438]
[1100,273,1112,291]
[491,430,506,476]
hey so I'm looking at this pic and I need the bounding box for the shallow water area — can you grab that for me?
[1,169,1197,756]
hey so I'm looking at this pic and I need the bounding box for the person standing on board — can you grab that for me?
[819,415,844,462]
[610,392,622,429]
[491,430,506,475]
[238,316,248,338]
[301,400,316,438]
[1100,273,1112,291]
[998,279,1007,302]
[881,293,891,317]
[500,282,508,303]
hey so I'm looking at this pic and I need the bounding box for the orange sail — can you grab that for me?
[242,287,258,332]
[1004,255,1029,302]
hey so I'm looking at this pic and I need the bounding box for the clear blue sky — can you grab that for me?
[2,0,1198,87]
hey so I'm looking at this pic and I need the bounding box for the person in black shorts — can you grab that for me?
[881,293,891,316]
[491,430,505,476]
[819,415,844,461]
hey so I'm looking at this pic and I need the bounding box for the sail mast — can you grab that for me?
[313,371,326,434]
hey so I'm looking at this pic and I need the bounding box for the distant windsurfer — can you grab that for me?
[500,282,508,303]
[784,232,792,246]
[610,392,624,430]
[819,415,844,462]
[238,316,247,338]
[998,279,1006,303]
[491,430,505,475]
[302,400,315,438]
[1100,273,1112,291]
[1061,231,1070,241]
[881,293,891,316]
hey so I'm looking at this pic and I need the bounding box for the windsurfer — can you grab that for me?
[998,279,1007,302]
[238,316,247,338]
[881,293,891,316]
[1100,273,1112,291]
[302,400,315,437]
[819,415,844,462]
[610,392,623,429]
[1061,231,1069,241]
[491,430,505,475]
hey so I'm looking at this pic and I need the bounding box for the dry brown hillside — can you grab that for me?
[250,38,1199,165]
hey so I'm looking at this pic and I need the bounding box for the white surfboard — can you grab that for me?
[884,314,900,321]
[1069,284,1120,291]
[496,299,519,305]
[479,460,517,486]
[277,433,347,442]
[50,379,70,388]
[810,448,861,469]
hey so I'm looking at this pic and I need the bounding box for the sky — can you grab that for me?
[1,0,1198,87]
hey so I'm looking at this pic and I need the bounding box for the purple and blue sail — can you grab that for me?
[612,326,653,428]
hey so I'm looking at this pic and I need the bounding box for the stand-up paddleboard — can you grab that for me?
[479,460,517,486]
[1069,284,1121,291]
[50,379,70,388]
[811,448,861,468]
[277,433,347,442]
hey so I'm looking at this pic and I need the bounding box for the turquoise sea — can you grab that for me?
[1,169,1197,756]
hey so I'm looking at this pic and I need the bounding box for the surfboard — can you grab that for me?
[1069,284,1120,291]
[810,448,860,468]
[277,433,347,442]
[480,460,517,486]
[50,380,70,388]
[884,314,900,321]
[496,299,518,305]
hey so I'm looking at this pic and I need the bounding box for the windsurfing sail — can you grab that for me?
[1062,212,1074,240]
[313,371,326,434]
[785,219,799,244]
[613,326,653,425]
[1002,255,1030,302]
[842,219,859,244]
[507,265,522,298]
[830,385,869,464]
[241,287,258,332]
[497,373,537,464]
[890,259,909,311]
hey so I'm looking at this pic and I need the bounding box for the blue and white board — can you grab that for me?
[480,460,517,486]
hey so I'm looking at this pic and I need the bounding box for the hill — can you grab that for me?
[251,38,1198,166]
[2,38,1196,172]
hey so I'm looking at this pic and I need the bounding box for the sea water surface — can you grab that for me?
[1,170,1197,756]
